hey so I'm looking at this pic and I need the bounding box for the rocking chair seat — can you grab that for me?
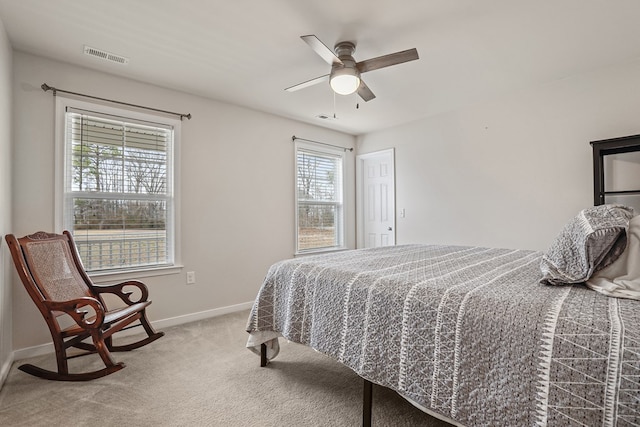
[61,300,151,336]
[5,231,165,381]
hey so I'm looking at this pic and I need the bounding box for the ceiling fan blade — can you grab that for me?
[357,80,376,102]
[301,35,342,65]
[285,74,330,92]
[356,48,419,74]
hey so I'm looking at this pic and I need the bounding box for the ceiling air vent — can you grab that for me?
[316,113,336,120]
[83,45,129,65]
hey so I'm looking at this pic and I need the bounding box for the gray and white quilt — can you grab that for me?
[246,244,639,426]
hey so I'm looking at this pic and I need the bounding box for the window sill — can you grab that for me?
[294,247,349,257]
[88,265,183,284]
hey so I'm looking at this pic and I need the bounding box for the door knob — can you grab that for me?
[388,227,393,231]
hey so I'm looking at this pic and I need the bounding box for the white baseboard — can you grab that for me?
[152,300,254,330]
[11,301,254,362]
[0,353,13,387]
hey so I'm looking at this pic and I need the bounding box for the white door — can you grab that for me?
[357,149,395,248]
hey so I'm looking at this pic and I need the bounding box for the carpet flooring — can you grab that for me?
[0,310,451,426]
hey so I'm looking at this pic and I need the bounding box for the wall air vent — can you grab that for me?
[83,45,129,65]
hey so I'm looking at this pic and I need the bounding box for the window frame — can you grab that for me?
[54,96,182,280]
[294,140,347,255]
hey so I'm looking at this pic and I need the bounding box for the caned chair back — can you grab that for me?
[7,231,96,320]
[22,236,93,303]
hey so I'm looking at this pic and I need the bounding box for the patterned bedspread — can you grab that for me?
[246,244,639,426]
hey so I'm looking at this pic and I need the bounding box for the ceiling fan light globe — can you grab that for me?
[330,74,360,95]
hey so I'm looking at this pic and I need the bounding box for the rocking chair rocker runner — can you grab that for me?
[5,231,164,381]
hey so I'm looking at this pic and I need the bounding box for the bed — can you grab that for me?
[246,205,640,426]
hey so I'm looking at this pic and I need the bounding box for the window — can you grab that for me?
[295,141,345,254]
[56,98,179,273]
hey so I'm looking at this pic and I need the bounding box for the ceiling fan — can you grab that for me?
[285,35,419,102]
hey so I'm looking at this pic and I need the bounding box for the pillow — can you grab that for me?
[586,214,640,300]
[540,204,634,285]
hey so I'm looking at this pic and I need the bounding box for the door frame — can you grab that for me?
[356,148,396,248]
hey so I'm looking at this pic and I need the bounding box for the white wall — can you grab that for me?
[11,52,356,352]
[358,59,640,252]
[0,16,12,384]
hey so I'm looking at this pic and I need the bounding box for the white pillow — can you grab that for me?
[587,214,640,300]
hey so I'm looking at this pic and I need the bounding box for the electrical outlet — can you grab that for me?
[186,271,196,285]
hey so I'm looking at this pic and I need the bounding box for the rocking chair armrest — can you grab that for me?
[93,280,150,306]
[44,297,105,330]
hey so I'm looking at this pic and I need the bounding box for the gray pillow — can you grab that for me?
[540,205,635,285]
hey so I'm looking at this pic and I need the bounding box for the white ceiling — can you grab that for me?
[1,0,640,135]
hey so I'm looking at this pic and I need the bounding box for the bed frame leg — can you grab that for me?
[363,379,372,427]
[260,343,268,367]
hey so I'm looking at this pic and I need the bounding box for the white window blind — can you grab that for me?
[62,107,175,272]
[295,142,345,253]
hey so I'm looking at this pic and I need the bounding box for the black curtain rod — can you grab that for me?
[41,83,192,121]
[292,135,353,152]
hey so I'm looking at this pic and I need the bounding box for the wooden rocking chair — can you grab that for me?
[5,231,164,381]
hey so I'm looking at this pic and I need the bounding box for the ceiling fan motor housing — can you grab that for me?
[333,42,358,71]
[334,41,356,58]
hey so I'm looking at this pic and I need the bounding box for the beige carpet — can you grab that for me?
[0,310,451,426]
